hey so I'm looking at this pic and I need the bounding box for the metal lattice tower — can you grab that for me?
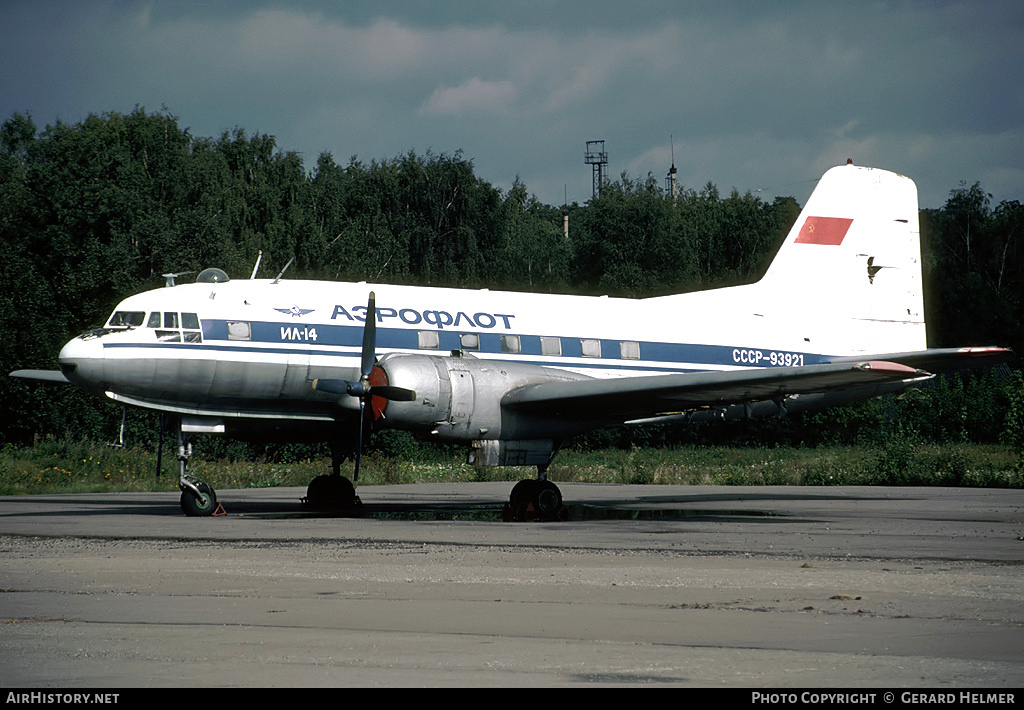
[584,140,608,198]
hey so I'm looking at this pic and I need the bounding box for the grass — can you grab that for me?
[546,443,1022,488]
[1,437,1022,495]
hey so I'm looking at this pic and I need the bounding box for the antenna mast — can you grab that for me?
[666,135,678,204]
[585,140,608,198]
[562,185,569,239]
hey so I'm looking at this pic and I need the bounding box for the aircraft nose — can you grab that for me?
[58,335,106,390]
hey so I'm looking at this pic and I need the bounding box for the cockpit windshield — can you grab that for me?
[101,310,202,343]
[107,311,145,328]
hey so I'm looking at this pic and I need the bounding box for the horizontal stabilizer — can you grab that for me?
[10,369,70,384]
[828,347,1014,373]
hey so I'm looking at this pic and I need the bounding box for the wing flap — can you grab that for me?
[502,361,929,421]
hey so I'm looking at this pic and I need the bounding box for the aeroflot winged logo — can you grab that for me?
[274,305,315,318]
[794,216,853,246]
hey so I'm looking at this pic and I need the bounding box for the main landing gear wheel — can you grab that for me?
[180,482,218,517]
[303,474,361,510]
[503,479,567,522]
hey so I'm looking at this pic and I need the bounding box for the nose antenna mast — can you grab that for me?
[273,256,295,284]
[250,250,263,279]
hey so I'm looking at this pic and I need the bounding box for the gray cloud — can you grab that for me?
[2,1,1021,208]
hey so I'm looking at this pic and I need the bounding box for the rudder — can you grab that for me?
[756,164,925,356]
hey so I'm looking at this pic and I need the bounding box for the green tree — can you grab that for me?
[573,172,697,296]
[923,183,1022,352]
[491,178,571,292]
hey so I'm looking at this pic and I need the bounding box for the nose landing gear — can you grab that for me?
[180,481,219,517]
[175,431,223,517]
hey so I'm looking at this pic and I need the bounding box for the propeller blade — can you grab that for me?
[311,378,358,396]
[312,379,415,402]
[370,385,417,402]
[361,291,376,379]
[315,291,413,486]
[353,398,366,483]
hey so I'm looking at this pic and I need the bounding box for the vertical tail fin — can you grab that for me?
[757,164,926,355]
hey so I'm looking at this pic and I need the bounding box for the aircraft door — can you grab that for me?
[445,359,476,437]
[281,350,310,398]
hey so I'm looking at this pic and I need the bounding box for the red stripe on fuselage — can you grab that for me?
[794,216,853,245]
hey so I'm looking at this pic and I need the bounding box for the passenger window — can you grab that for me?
[459,333,480,351]
[620,341,641,360]
[581,339,601,358]
[418,331,440,349]
[540,337,561,357]
[500,334,521,354]
[227,321,251,341]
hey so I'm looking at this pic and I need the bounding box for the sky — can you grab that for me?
[1,1,1022,210]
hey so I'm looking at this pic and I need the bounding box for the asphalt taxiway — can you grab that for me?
[1,483,1022,687]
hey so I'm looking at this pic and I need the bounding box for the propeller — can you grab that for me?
[311,292,415,482]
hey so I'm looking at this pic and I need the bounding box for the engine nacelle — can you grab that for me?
[375,353,591,443]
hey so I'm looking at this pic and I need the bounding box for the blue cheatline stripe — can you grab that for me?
[105,319,828,372]
[101,341,706,375]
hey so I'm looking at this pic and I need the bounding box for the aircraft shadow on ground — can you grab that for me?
[0,488,874,522]
[232,492,829,523]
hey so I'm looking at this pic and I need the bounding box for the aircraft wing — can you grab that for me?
[9,369,70,384]
[827,347,1014,373]
[501,360,929,423]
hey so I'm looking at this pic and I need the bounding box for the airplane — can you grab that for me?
[10,163,1012,520]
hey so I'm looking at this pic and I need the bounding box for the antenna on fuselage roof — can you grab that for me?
[250,250,262,279]
[273,256,295,284]
[162,271,195,287]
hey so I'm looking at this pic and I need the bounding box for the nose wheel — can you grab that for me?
[175,430,223,517]
[180,481,218,516]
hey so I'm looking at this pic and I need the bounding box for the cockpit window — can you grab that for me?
[182,313,202,342]
[147,312,161,328]
[155,311,203,344]
[108,311,145,328]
